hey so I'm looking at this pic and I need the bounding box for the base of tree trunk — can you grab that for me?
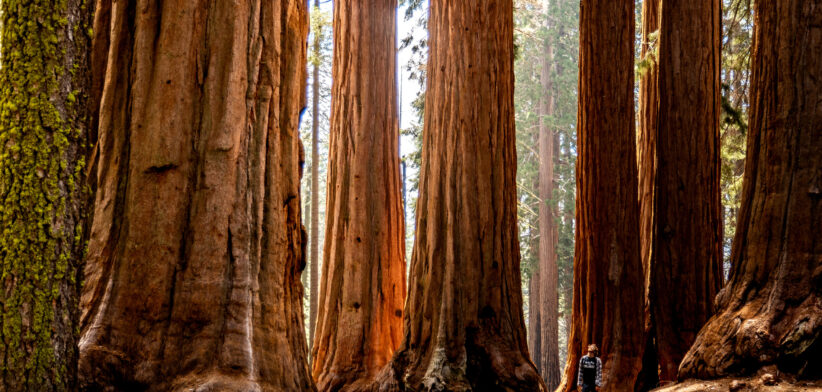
[369,331,546,392]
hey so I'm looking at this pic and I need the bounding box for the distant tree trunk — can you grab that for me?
[679,0,822,380]
[0,0,92,389]
[309,0,321,359]
[557,0,645,390]
[636,0,660,389]
[373,1,545,390]
[529,266,543,373]
[311,1,407,390]
[650,0,723,382]
[637,0,659,284]
[77,2,315,390]
[537,30,561,390]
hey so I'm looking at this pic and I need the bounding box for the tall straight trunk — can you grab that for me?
[311,1,407,390]
[309,0,321,358]
[374,1,545,390]
[680,0,822,380]
[537,27,561,390]
[557,0,644,390]
[529,264,543,373]
[0,0,92,389]
[636,1,660,390]
[650,0,723,382]
[77,1,315,390]
[637,0,659,285]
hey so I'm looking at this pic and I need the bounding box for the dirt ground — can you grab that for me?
[652,376,822,392]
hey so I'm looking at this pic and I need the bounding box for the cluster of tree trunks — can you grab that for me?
[0,0,92,389]
[679,0,821,380]
[558,0,646,391]
[636,0,725,385]
[76,0,315,390]
[310,0,407,390]
[371,1,546,391]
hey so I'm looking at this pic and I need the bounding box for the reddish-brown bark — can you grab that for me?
[650,0,723,382]
[537,37,561,390]
[529,271,543,376]
[77,1,314,390]
[309,0,321,359]
[310,1,407,391]
[679,0,822,380]
[372,1,545,391]
[557,0,645,390]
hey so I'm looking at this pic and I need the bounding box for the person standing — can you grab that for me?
[577,344,603,391]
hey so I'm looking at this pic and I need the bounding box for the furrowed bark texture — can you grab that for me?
[679,0,822,380]
[0,0,92,389]
[537,36,561,390]
[557,0,645,390]
[374,1,546,391]
[311,0,407,391]
[636,2,660,389]
[637,0,659,285]
[77,1,315,390]
[650,0,723,382]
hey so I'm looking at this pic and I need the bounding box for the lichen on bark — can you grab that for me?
[0,0,92,389]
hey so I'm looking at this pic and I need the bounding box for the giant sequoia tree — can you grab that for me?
[647,0,724,382]
[375,1,545,390]
[557,0,645,390]
[0,0,91,389]
[311,1,407,390]
[77,1,315,390]
[679,0,821,380]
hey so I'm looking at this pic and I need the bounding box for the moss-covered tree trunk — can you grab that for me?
[77,1,315,390]
[650,0,723,382]
[310,0,407,390]
[679,0,822,380]
[373,1,546,390]
[0,0,92,390]
[557,0,645,390]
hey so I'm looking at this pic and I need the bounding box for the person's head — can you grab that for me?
[587,344,598,357]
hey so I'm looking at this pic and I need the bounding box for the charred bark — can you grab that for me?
[311,1,407,390]
[77,1,315,390]
[679,0,822,380]
[373,1,546,391]
[557,0,645,390]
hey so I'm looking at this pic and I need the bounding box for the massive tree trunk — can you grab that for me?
[557,0,645,391]
[374,1,546,390]
[650,0,723,382]
[0,0,92,389]
[77,1,315,390]
[537,31,561,390]
[679,0,822,380]
[311,1,407,391]
[309,0,321,359]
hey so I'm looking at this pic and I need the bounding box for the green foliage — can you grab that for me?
[0,0,90,388]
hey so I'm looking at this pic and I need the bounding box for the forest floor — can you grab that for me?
[652,375,822,392]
